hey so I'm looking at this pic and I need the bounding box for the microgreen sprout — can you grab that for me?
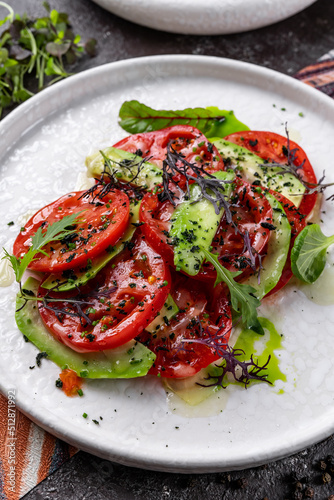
[0,2,96,117]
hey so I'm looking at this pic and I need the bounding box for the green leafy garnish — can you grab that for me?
[118,100,249,138]
[0,2,96,117]
[202,249,264,335]
[3,211,84,282]
[291,224,334,284]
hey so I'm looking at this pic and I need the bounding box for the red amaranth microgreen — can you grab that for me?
[180,323,271,389]
[160,142,234,218]
[201,345,271,389]
[17,283,117,327]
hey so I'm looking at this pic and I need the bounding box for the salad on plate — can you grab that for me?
[3,100,334,403]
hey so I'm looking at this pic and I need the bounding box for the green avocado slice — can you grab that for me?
[85,146,163,190]
[243,192,291,298]
[163,363,222,406]
[16,277,156,379]
[213,139,305,208]
[169,170,235,276]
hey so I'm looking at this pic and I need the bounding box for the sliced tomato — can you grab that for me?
[37,234,171,352]
[224,131,317,216]
[13,188,130,273]
[266,190,306,295]
[113,125,225,173]
[139,179,272,280]
[138,273,232,378]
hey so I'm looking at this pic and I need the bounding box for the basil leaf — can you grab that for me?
[291,224,334,283]
[118,100,249,138]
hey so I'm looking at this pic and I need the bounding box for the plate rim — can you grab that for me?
[1,54,334,473]
[89,0,318,35]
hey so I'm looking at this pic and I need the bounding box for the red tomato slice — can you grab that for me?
[13,188,130,273]
[138,274,232,378]
[224,131,317,216]
[37,234,171,352]
[266,190,306,296]
[113,125,225,173]
[139,180,272,280]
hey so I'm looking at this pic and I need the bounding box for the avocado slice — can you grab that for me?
[86,146,163,190]
[169,170,235,276]
[16,277,156,379]
[146,295,179,334]
[213,139,305,208]
[243,192,291,298]
[42,200,141,292]
[163,363,222,406]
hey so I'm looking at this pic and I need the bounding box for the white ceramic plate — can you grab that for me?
[1,55,334,473]
[90,0,317,35]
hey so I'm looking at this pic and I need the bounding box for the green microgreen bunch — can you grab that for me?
[0,1,96,117]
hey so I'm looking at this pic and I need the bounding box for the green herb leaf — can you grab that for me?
[118,100,249,138]
[202,248,264,335]
[3,211,84,282]
[291,224,334,283]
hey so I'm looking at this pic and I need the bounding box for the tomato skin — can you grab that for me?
[266,189,306,296]
[13,188,130,273]
[139,191,175,266]
[113,125,225,172]
[59,369,83,397]
[138,274,232,378]
[139,179,272,281]
[224,131,318,216]
[37,234,171,352]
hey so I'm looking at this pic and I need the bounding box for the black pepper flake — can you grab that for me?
[260,222,276,230]
[36,351,48,367]
[65,253,76,263]
[86,333,96,342]
[55,378,63,388]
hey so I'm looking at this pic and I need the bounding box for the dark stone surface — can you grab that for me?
[4,0,334,498]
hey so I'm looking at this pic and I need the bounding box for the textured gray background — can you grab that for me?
[5,0,334,498]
